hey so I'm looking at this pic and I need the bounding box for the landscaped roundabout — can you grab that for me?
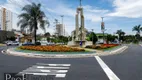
[5,44,128,58]
[19,45,85,52]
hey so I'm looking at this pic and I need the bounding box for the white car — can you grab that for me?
[40,41,48,45]
[6,41,19,46]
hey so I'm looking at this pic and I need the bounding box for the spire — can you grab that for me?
[80,0,82,7]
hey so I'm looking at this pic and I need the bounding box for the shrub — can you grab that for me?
[35,42,41,45]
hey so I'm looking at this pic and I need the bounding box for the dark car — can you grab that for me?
[22,42,34,46]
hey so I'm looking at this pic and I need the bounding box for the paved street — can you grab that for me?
[0,44,142,80]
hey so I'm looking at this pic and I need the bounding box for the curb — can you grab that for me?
[5,46,128,58]
[6,49,97,58]
[95,46,128,56]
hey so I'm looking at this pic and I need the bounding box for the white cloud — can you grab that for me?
[83,5,109,13]
[0,0,115,35]
[41,3,110,34]
[108,0,142,18]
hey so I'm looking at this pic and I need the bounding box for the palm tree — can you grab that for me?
[44,32,50,37]
[116,29,125,41]
[17,3,49,44]
[132,24,142,35]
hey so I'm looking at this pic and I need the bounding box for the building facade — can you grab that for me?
[0,8,12,31]
[56,24,64,36]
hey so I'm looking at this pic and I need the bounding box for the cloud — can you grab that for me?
[40,2,110,34]
[1,0,132,35]
[108,0,142,18]
[83,5,110,22]
[83,5,109,13]
[0,0,31,14]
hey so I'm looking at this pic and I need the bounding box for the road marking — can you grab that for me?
[22,69,68,73]
[35,66,70,69]
[56,74,66,78]
[1,50,5,53]
[95,56,120,80]
[36,63,71,66]
[18,63,71,78]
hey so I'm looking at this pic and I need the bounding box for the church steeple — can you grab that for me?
[79,0,82,7]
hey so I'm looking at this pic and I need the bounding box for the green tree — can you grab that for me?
[17,3,49,44]
[132,24,142,41]
[116,29,125,41]
[123,35,135,43]
[47,37,50,42]
[135,34,140,41]
[106,34,116,44]
[87,32,98,44]
[132,24,142,35]
[44,32,50,37]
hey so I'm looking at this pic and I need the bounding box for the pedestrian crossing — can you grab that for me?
[18,63,71,78]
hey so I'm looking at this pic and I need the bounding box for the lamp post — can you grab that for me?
[91,29,94,45]
[101,17,105,44]
[61,15,65,36]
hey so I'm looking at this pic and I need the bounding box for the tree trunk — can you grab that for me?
[34,21,37,45]
[34,28,37,45]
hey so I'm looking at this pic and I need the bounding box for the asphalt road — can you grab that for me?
[0,44,142,80]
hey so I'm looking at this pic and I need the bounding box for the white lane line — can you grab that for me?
[22,69,68,73]
[36,66,70,69]
[36,63,71,67]
[19,63,70,78]
[56,74,66,78]
[19,72,66,78]
[95,56,120,80]
[1,50,5,53]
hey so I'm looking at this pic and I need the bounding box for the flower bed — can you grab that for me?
[86,44,119,49]
[19,45,85,52]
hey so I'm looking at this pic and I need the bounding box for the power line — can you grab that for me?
[36,0,57,23]
[0,5,19,16]
[26,0,55,25]
[9,0,23,8]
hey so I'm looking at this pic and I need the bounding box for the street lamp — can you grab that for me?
[61,15,65,36]
[91,29,94,45]
[101,17,105,44]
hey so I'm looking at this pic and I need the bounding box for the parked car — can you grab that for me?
[47,42,55,45]
[22,42,34,46]
[6,41,19,46]
[40,41,48,45]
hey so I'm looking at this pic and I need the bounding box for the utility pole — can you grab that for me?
[91,29,94,45]
[101,17,105,44]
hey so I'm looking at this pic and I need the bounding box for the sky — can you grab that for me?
[0,0,142,35]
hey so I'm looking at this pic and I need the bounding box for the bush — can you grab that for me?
[133,39,139,44]
[35,42,41,45]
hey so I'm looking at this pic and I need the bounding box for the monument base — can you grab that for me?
[68,41,92,47]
